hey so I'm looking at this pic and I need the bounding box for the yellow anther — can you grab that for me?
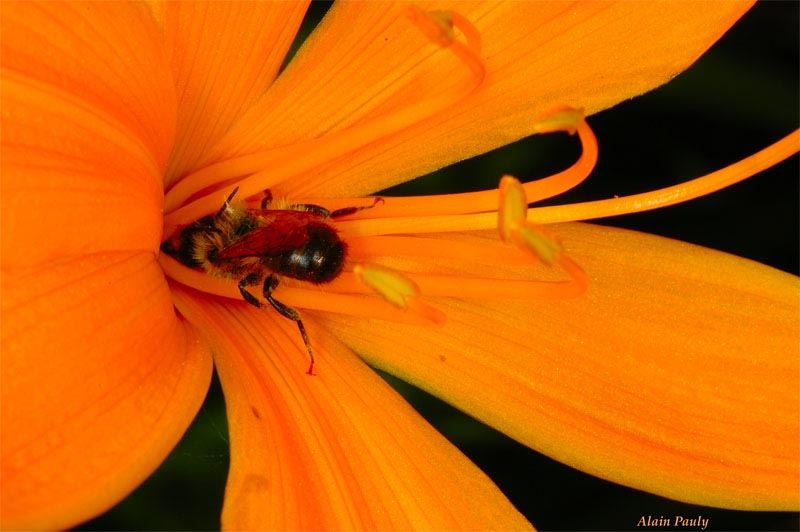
[498,175,528,242]
[354,264,447,325]
[498,175,563,265]
[513,224,563,266]
[531,107,585,135]
[354,264,420,309]
[406,7,456,47]
[405,6,485,80]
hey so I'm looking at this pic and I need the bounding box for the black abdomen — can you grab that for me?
[269,222,346,284]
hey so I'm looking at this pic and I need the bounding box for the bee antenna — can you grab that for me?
[226,186,239,203]
[216,186,240,219]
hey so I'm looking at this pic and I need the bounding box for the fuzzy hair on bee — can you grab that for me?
[189,202,262,280]
[162,190,348,287]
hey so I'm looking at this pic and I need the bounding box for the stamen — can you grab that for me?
[337,129,799,236]
[337,211,501,237]
[354,263,417,308]
[329,269,587,300]
[346,232,585,298]
[411,263,587,299]
[498,175,528,242]
[313,108,596,219]
[407,9,456,46]
[498,175,564,264]
[405,6,484,79]
[353,264,446,325]
[162,8,486,238]
[346,235,535,266]
[529,129,800,223]
[512,224,563,266]
[339,170,588,302]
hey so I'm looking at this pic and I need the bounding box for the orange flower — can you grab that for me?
[1,1,798,530]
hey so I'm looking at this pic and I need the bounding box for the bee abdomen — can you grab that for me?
[270,223,346,284]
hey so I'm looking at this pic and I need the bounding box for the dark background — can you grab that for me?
[85,2,798,530]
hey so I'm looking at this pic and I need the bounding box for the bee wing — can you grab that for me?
[217,214,312,259]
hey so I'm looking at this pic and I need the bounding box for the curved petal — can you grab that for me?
[1,69,164,267]
[0,252,213,530]
[0,1,176,169]
[164,1,309,184]
[318,223,799,510]
[171,286,531,530]
[202,0,751,197]
[1,2,169,266]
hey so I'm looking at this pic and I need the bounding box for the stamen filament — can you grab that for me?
[530,129,800,223]
[310,111,596,219]
[401,263,587,299]
[325,265,587,300]
[337,211,497,236]
[345,235,535,265]
[163,8,486,238]
[164,74,479,216]
[337,130,799,235]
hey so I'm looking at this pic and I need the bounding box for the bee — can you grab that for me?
[161,188,382,375]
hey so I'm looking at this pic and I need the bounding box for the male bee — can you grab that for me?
[161,188,381,374]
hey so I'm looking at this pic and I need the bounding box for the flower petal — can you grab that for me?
[0,252,213,530]
[0,1,176,169]
[318,223,799,510]
[1,68,164,266]
[1,2,170,267]
[171,286,531,530]
[163,1,309,184]
[203,0,751,197]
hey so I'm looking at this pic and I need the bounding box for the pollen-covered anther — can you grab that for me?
[511,223,564,266]
[405,8,455,47]
[405,5,485,80]
[354,264,446,325]
[499,174,565,266]
[498,175,527,242]
[531,107,586,136]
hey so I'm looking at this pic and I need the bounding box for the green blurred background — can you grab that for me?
[84,2,798,530]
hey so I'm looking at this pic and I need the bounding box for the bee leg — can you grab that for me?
[265,192,383,220]
[260,189,273,209]
[261,188,330,218]
[260,189,326,217]
[237,272,263,308]
[289,203,330,218]
[263,274,315,375]
[261,188,328,218]
[330,196,385,219]
[216,186,240,219]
